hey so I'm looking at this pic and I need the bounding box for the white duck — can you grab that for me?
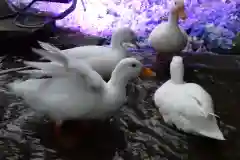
[38,27,139,80]
[153,56,225,140]
[148,0,188,54]
[8,46,155,136]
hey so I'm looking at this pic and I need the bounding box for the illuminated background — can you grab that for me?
[9,0,240,51]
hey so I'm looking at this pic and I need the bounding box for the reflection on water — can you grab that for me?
[0,53,239,160]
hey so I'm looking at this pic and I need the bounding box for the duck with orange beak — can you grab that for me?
[7,44,155,148]
[148,0,188,78]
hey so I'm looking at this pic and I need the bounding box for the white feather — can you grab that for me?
[154,56,225,140]
[18,69,66,78]
[32,48,68,68]
[38,41,62,54]
[8,57,143,121]
[34,27,138,79]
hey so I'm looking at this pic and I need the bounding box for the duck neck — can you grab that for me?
[168,11,179,26]
[108,70,128,89]
[110,36,126,54]
[170,64,184,84]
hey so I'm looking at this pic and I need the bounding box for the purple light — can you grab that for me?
[9,0,240,39]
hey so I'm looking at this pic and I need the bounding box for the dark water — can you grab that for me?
[0,51,239,160]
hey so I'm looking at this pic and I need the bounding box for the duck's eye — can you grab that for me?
[131,64,137,68]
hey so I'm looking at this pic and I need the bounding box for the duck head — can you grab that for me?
[111,27,140,49]
[109,58,155,86]
[171,0,187,20]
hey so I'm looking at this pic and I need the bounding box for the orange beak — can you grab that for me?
[140,67,156,78]
[178,7,187,20]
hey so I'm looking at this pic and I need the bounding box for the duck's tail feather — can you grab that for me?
[37,41,67,65]
[18,70,50,78]
[7,80,26,96]
[197,125,225,140]
[23,61,70,78]
[199,109,220,119]
[208,113,220,118]
[194,103,220,119]
[24,61,51,70]
[7,79,47,101]
[32,48,68,67]
[18,69,68,78]
[38,41,62,54]
[190,117,225,140]
[0,66,30,76]
[24,61,64,72]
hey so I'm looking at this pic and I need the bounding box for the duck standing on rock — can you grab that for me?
[148,0,188,78]
[153,56,225,140]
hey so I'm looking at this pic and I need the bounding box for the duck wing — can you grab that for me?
[154,82,224,140]
[155,84,216,119]
[181,83,225,140]
[8,45,107,120]
[24,44,105,93]
[38,41,112,59]
[183,83,218,118]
